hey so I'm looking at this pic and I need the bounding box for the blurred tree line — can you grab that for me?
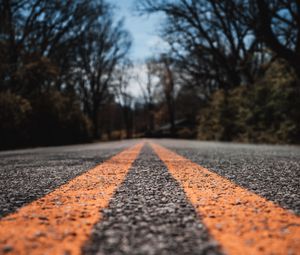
[136,0,300,144]
[1,0,300,149]
[0,0,132,149]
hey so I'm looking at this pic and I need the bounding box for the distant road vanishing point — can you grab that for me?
[0,139,299,255]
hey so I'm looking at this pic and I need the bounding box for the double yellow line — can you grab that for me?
[0,142,299,255]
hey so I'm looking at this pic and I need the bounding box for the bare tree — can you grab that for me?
[161,54,176,136]
[251,0,300,78]
[137,0,266,93]
[136,59,159,135]
[143,55,177,136]
[137,0,290,141]
[0,0,102,94]
[76,5,131,138]
[114,60,134,139]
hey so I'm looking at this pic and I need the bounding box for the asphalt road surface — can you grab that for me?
[0,139,299,255]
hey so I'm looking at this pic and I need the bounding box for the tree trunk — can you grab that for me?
[292,59,300,80]
[92,109,100,139]
[147,103,155,136]
[123,107,132,139]
[167,97,176,137]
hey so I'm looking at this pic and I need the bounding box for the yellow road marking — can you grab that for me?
[151,143,300,255]
[0,143,143,255]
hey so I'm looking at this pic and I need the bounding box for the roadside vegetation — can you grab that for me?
[136,0,300,144]
[1,0,299,149]
[0,0,131,149]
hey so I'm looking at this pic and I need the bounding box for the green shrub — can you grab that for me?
[245,62,300,143]
[197,61,300,144]
[197,89,244,141]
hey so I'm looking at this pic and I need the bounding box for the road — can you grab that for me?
[0,139,299,255]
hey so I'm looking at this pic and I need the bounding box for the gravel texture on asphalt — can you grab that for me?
[1,138,299,254]
[83,144,221,255]
[157,139,300,215]
[0,140,137,218]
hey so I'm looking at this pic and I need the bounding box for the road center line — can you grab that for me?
[151,143,300,255]
[83,144,221,254]
[0,143,143,255]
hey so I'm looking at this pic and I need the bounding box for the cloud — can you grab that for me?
[128,64,148,98]
[146,36,170,54]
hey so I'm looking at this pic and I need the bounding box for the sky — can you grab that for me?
[110,0,168,98]
[110,0,168,61]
